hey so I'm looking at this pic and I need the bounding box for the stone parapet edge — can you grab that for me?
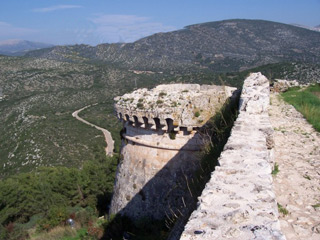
[179,72,286,240]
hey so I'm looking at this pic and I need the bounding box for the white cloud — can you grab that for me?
[88,14,176,43]
[33,5,82,13]
[0,21,37,38]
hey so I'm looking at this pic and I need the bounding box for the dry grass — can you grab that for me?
[30,226,78,240]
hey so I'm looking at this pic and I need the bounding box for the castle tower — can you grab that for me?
[109,84,236,220]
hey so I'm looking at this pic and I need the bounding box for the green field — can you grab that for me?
[282,84,320,132]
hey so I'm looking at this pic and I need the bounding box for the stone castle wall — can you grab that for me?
[180,73,286,239]
[109,124,204,220]
[109,84,236,220]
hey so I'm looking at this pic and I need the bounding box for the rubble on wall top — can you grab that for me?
[114,83,237,129]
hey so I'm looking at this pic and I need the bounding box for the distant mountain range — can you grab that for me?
[313,25,320,32]
[291,24,320,32]
[0,39,54,56]
[25,19,320,72]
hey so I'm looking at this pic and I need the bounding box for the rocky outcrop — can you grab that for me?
[272,79,300,92]
[180,73,285,240]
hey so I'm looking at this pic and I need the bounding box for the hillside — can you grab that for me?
[1,57,319,179]
[0,55,169,178]
[26,19,320,72]
[1,19,320,178]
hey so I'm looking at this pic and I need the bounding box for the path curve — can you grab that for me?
[72,104,114,156]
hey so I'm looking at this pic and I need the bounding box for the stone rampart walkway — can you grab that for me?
[269,93,320,239]
[180,73,285,240]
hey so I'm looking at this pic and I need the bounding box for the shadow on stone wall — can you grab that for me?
[102,91,240,240]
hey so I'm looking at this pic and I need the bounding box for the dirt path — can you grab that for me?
[72,104,114,156]
[269,93,320,239]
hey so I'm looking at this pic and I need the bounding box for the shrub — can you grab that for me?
[194,111,200,117]
[0,224,7,240]
[171,101,177,107]
[169,132,176,140]
[159,92,167,97]
[156,100,163,104]
[75,207,95,227]
[277,203,289,216]
[87,220,104,239]
[4,223,29,240]
[38,206,68,231]
[137,103,144,109]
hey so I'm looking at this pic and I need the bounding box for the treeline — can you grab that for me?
[0,154,118,239]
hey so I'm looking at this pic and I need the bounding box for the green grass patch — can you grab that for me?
[272,162,279,176]
[312,203,320,210]
[282,84,320,132]
[277,203,289,216]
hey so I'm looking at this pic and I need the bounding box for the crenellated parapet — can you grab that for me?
[114,84,236,133]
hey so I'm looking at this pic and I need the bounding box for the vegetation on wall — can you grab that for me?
[165,90,240,238]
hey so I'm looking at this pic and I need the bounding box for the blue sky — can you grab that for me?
[0,0,319,46]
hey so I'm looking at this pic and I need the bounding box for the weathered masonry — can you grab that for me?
[180,73,286,240]
[109,84,236,220]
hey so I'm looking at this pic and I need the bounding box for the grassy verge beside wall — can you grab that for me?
[281,84,320,132]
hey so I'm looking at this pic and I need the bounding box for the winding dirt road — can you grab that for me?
[72,104,114,156]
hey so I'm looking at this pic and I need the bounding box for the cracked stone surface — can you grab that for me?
[269,93,320,240]
[180,73,285,240]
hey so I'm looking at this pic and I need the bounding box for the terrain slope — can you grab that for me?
[72,104,114,156]
[26,19,320,72]
[1,19,320,178]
